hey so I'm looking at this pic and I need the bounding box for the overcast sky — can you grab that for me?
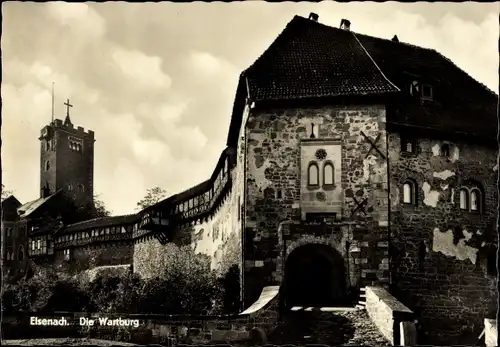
[2,2,498,216]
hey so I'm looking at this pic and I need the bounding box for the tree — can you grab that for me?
[1,184,14,200]
[136,187,167,210]
[94,194,111,217]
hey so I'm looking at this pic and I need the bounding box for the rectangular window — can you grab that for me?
[63,249,70,261]
[37,240,41,249]
[421,84,433,100]
[401,137,417,154]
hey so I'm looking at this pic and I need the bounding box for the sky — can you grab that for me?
[2,2,498,216]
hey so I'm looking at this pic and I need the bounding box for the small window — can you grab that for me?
[309,123,319,138]
[63,249,70,261]
[68,184,73,191]
[45,160,51,171]
[18,246,24,261]
[403,180,417,205]
[307,162,319,186]
[37,239,41,249]
[470,188,481,212]
[6,228,12,237]
[422,84,433,100]
[6,251,11,261]
[401,138,417,154]
[440,144,450,158]
[77,184,85,192]
[276,189,282,199]
[459,189,469,210]
[487,249,498,276]
[46,140,51,151]
[323,162,334,186]
[409,80,420,96]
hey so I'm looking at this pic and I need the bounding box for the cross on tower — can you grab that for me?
[64,99,73,117]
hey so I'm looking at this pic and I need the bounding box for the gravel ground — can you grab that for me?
[269,308,391,346]
[1,338,136,346]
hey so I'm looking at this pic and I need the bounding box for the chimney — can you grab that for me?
[340,19,351,31]
[308,12,319,22]
[392,35,399,43]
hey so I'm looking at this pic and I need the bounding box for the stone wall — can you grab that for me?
[243,105,390,306]
[54,242,133,275]
[2,219,28,278]
[365,286,415,345]
[387,133,498,344]
[2,298,279,345]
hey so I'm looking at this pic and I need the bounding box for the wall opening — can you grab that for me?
[282,243,348,308]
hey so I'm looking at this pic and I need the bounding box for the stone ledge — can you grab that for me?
[485,318,498,347]
[365,286,415,345]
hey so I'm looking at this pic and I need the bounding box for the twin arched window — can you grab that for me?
[307,161,334,187]
[403,180,417,205]
[308,163,319,186]
[459,186,482,213]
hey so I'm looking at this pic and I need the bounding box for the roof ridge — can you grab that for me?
[299,15,496,96]
[244,15,300,75]
[65,213,138,228]
[351,31,401,93]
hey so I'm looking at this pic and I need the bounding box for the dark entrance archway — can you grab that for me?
[282,243,348,308]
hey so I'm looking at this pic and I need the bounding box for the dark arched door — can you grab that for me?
[283,244,347,308]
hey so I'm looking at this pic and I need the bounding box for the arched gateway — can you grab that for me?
[282,243,348,308]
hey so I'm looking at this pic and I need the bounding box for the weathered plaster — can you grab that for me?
[433,170,455,180]
[432,228,478,264]
[431,143,459,162]
[422,182,440,207]
[243,105,389,305]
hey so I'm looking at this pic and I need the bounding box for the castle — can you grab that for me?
[2,14,498,344]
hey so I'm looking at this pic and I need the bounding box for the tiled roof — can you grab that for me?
[17,191,61,219]
[227,14,497,147]
[61,214,139,233]
[245,15,400,101]
[356,33,498,140]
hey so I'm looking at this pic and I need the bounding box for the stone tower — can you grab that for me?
[39,99,95,210]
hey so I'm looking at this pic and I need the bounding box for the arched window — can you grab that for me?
[323,162,334,186]
[6,251,11,261]
[440,144,450,158]
[307,162,319,186]
[406,141,413,153]
[46,140,51,151]
[18,246,24,261]
[459,188,469,210]
[402,180,417,205]
[45,160,50,171]
[470,189,481,212]
[77,184,85,192]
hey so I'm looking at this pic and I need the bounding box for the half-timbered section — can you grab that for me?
[137,147,235,245]
[53,214,138,273]
[133,147,242,279]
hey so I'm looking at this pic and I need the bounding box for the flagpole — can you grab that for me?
[51,82,55,124]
